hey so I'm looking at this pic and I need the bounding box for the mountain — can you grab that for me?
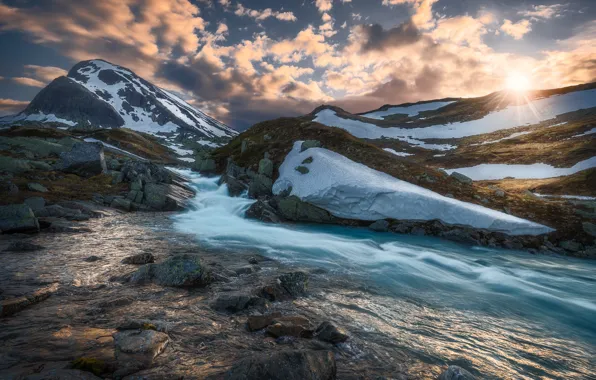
[0,59,237,154]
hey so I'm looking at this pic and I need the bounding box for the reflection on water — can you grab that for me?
[172,170,596,379]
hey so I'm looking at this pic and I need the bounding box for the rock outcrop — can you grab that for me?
[0,204,39,233]
[56,142,107,177]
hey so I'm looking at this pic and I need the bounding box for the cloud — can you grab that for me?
[381,0,438,29]
[215,22,228,35]
[357,21,421,52]
[234,4,297,22]
[0,99,29,116]
[519,4,565,20]
[315,0,333,13]
[11,77,46,88]
[500,19,532,40]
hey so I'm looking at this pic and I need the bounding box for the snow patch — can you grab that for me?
[273,141,554,236]
[4,112,77,126]
[534,193,596,201]
[383,148,413,157]
[572,127,596,138]
[471,131,532,146]
[444,156,596,180]
[361,101,455,120]
[83,138,148,161]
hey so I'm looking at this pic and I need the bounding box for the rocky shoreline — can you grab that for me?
[0,210,471,379]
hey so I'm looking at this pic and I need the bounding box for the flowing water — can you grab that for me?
[172,171,596,379]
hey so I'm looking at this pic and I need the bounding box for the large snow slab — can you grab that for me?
[361,101,455,120]
[444,156,596,180]
[273,141,554,236]
[2,112,77,126]
[314,89,596,141]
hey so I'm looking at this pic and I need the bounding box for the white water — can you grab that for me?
[171,171,596,378]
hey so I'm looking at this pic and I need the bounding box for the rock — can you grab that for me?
[210,293,265,313]
[195,157,217,173]
[369,219,389,232]
[122,252,155,265]
[27,182,48,193]
[130,254,211,287]
[0,283,58,317]
[247,312,282,331]
[248,174,273,198]
[315,322,348,344]
[0,156,33,173]
[113,329,169,378]
[84,255,101,262]
[302,156,313,164]
[245,199,281,223]
[0,204,39,233]
[438,365,476,380]
[57,142,107,178]
[494,189,505,197]
[110,197,131,212]
[450,172,473,184]
[107,158,122,171]
[235,265,258,275]
[274,196,334,223]
[295,165,309,174]
[130,178,143,191]
[582,222,596,238]
[4,241,45,252]
[267,315,313,338]
[25,369,103,380]
[35,204,87,220]
[258,157,274,178]
[300,140,322,152]
[225,350,336,380]
[111,170,124,184]
[1,181,19,195]
[559,240,582,252]
[24,197,46,212]
[29,161,53,171]
[262,271,309,301]
[241,139,253,154]
[224,175,248,197]
[143,182,193,211]
[248,256,259,264]
[522,190,538,198]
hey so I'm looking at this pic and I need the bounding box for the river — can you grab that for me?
[172,170,596,379]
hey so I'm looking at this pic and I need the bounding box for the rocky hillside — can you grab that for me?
[0,59,238,162]
[198,115,595,258]
[1,125,195,235]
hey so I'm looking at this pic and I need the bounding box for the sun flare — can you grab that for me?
[505,72,531,92]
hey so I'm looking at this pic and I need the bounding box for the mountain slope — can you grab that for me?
[1,59,237,155]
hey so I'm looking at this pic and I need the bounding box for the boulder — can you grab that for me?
[0,283,58,317]
[248,174,273,198]
[27,182,48,193]
[274,196,335,223]
[210,293,266,313]
[315,322,349,344]
[194,157,217,173]
[247,312,282,331]
[110,197,131,212]
[107,158,122,171]
[143,183,193,211]
[113,329,169,378]
[267,316,313,338]
[130,254,211,287]
[582,222,596,238]
[245,199,281,223]
[24,197,46,212]
[35,204,86,220]
[225,175,249,197]
[1,180,19,195]
[559,240,582,252]
[295,166,309,174]
[0,204,39,233]
[57,142,107,178]
[262,271,309,301]
[438,365,476,380]
[4,241,45,252]
[450,172,473,184]
[122,252,155,265]
[369,219,389,232]
[300,140,322,152]
[258,158,274,178]
[225,350,336,380]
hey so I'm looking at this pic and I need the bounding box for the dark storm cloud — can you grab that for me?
[359,21,421,52]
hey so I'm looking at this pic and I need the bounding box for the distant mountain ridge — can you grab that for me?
[1,59,237,146]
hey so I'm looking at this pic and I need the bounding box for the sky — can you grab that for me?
[0,0,594,130]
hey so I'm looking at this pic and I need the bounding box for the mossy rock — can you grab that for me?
[301,156,313,164]
[71,357,107,376]
[295,166,309,174]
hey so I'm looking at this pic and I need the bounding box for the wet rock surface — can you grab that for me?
[0,212,461,380]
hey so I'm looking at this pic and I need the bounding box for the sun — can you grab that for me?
[505,72,531,92]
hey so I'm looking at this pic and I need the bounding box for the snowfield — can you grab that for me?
[272,141,554,236]
[383,148,413,157]
[314,89,596,141]
[361,101,455,120]
[444,156,596,180]
[1,112,77,127]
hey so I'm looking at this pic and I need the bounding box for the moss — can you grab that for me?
[71,357,106,376]
[142,322,157,331]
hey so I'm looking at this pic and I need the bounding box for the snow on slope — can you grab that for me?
[314,89,596,141]
[444,156,596,180]
[272,141,554,236]
[83,138,148,161]
[2,112,77,126]
[383,148,413,157]
[361,101,455,120]
[69,60,237,139]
